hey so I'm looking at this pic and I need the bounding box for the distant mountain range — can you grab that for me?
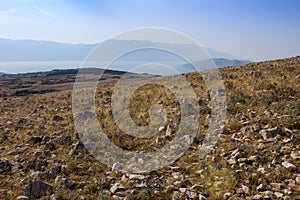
[0,38,251,74]
[0,38,234,62]
[183,58,251,70]
[0,38,94,61]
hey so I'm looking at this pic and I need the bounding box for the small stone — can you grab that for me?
[249,111,256,118]
[137,158,144,165]
[158,126,165,132]
[128,174,146,180]
[252,194,263,199]
[283,188,292,195]
[248,155,259,162]
[241,185,249,194]
[295,176,300,184]
[271,183,283,191]
[257,167,266,174]
[110,182,124,194]
[199,194,207,200]
[260,127,283,140]
[282,161,297,170]
[274,192,283,198]
[179,188,187,193]
[49,163,62,177]
[223,192,231,198]
[54,176,62,186]
[53,115,63,121]
[291,151,300,160]
[76,153,84,159]
[256,184,265,191]
[166,124,175,136]
[16,196,29,200]
[87,167,94,172]
[135,182,147,188]
[0,159,11,172]
[75,141,84,151]
[227,158,236,165]
[236,188,243,194]
[173,181,181,186]
[238,158,247,163]
[28,136,43,144]
[50,194,58,200]
[59,136,72,145]
[263,190,273,196]
[187,191,197,199]
[257,143,265,150]
[112,162,122,171]
[172,191,180,200]
[64,178,75,189]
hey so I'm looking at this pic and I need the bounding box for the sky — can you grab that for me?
[0,0,299,61]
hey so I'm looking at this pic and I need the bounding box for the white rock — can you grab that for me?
[199,194,207,200]
[173,181,181,186]
[256,184,265,191]
[187,191,197,199]
[271,183,283,191]
[50,194,58,200]
[16,196,29,200]
[241,185,249,194]
[137,158,144,165]
[257,167,266,174]
[223,192,232,199]
[274,192,283,198]
[238,158,247,163]
[228,158,236,165]
[158,126,165,132]
[135,182,147,188]
[223,192,231,198]
[166,124,174,136]
[112,162,122,171]
[121,175,128,182]
[128,174,146,180]
[179,188,187,193]
[291,151,300,160]
[172,191,180,200]
[282,161,297,170]
[110,182,124,194]
[253,194,263,199]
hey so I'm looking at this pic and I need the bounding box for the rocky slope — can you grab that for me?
[0,56,300,199]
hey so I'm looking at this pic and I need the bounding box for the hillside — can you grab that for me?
[0,68,146,97]
[0,56,300,199]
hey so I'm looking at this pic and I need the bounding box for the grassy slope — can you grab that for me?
[0,56,299,199]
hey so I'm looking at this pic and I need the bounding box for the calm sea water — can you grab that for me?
[0,61,194,75]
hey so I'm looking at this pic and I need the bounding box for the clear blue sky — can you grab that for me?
[0,0,299,61]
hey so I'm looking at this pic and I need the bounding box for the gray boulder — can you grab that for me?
[25,180,53,199]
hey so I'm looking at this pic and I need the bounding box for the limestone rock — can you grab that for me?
[282,161,297,171]
[110,182,124,194]
[16,196,29,200]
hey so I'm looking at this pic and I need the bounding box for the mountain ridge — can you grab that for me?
[0,38,234,62]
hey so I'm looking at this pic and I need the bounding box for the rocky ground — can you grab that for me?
[0,56,300,199]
